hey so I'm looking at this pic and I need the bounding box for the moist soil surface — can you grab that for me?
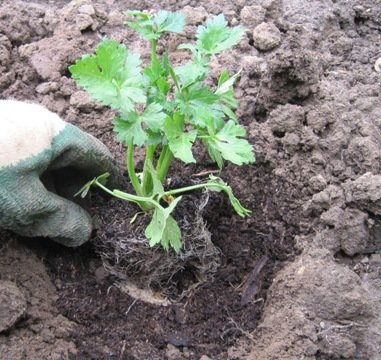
[1,0,381,359]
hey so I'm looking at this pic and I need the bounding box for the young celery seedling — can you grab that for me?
[70,10,255,253]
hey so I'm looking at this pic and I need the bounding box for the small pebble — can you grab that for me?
[375,57,381,72]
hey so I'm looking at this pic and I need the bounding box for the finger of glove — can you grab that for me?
[0,175,93,247]
[49,124,124,188]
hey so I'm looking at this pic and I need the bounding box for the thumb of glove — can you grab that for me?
[0,174,93,247]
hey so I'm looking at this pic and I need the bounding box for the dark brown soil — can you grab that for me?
[1,0,381,359]
[42,158,297,359]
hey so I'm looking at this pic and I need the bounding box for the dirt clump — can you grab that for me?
[0,238,76,359]
[0,280,26,333]
[1,0,381,359]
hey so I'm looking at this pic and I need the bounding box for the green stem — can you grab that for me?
[142,145,156,196]
[169,66,180,91]
[126,139,143,196]
[146,145,156,162]
[94,177,211,208]
[157,146,173,183]
[94,173,250,220]
[95,180,156,210]
[151,39,157,64]
[163,182,219,196]
[156,145,168,173]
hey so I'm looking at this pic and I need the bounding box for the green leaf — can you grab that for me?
[141,103,167,132]
[161,215,182,253]
[214,69,240,114]
[220,104,238,122]
[207,120,255,166]
[164,113,197,163]
[69,39,146,113]
[145,196,183,252]
[125,10,185,40]
[196,14,246,55]
[144,159,164,196]
[157,77,170,95]
[114,112,147,146]
[154,11,185,34]
[146,129,165,146]
[218,89,238,110]
[176,84,219,127]
[215,69,241,95]
[175,62,209,88]
[178,43,197,54]
[183,85,218,105]
[145,56,172,103]
[125,10,150,20]
[206,176,251,217]
[113,103,166,146]
[75,172,110,198]
[145,57,164,82]
[204,140,224,169]
[217,68,229,86]
[125,10,156,40]
[215,70,240,119]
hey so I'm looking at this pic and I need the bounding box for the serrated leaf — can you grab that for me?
[207,120,255,166]
[169,130,197,163]
[162,215,182,253]
[204,141,224,169]
[206,175,251,217]
[141,103,167,132]
[146,129,165,145]
[215,69,241,95]
[113,103,166,146]
[157,77,170,95]
[145,208,166,246]
[69,39,146,113]
[114,113,147,146]
[215,70,241,119]
[220,104,238,122]
[218,89,239,109]
[145,56,172,102]
[125,10,185,40]
[154,11,185,34]
[145,196,183,251]
[176,84,219,127]
[184,85,218,105]
[165,113,197,163]
[196,14,246,55]
[124,10,156,40]
[175,62,209,88]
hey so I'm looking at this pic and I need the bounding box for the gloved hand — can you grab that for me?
[0,100,121,247]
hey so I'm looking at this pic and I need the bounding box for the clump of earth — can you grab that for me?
[1,0,381,359]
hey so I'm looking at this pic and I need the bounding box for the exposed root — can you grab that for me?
[95,191,221,300]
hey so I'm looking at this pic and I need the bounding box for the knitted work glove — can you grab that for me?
[0,100,120,247]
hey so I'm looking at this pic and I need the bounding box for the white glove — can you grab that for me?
[0,100,120,246]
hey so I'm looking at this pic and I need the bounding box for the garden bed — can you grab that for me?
[1,0,381,359]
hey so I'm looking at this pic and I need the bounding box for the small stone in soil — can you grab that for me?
[0,280,27,333]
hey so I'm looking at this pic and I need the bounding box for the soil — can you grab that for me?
[1,0,381,359]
